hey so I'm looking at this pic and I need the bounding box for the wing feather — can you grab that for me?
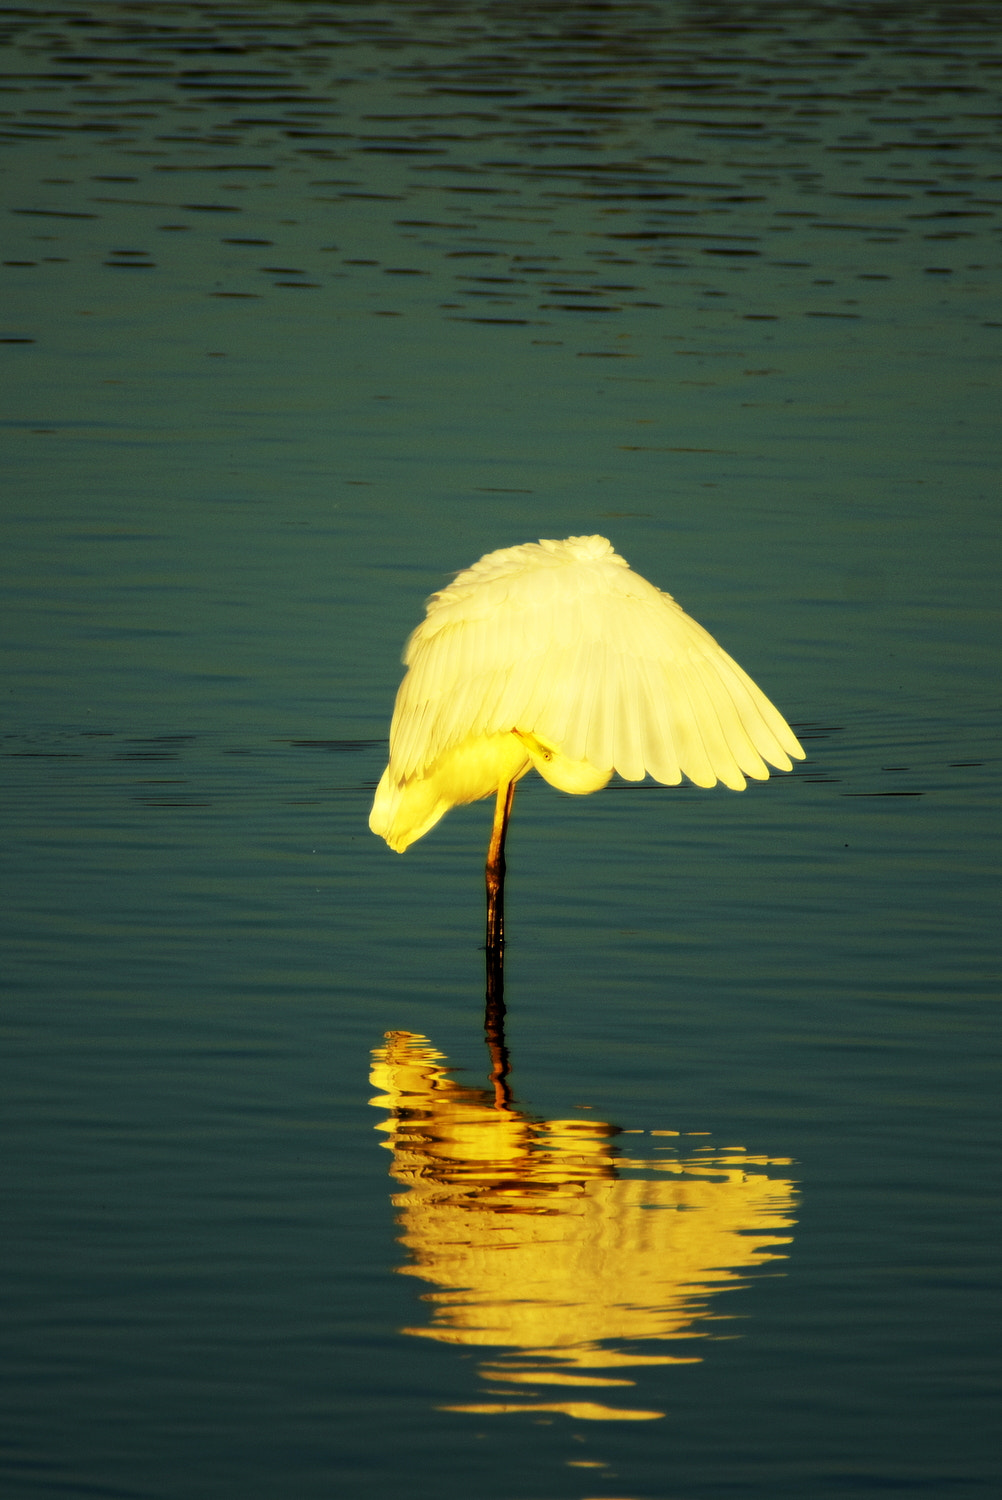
[687,646,775,782]
[636,653,684,786]
[660,655,720,788]
[611,648,646,782]
[372,536,803,851]
[709,646,801,769]
[558,638,605,765]
[678,616,798,773]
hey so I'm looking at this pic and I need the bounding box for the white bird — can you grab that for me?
[370,535,803,949]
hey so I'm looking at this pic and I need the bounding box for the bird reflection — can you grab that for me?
[370,1030,797,1421]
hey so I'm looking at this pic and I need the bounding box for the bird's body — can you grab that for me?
[370,534,803,855]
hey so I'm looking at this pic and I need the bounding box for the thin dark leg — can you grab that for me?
[484,780,514,1107]
[485,779,515,957]
[484,965,511,1108]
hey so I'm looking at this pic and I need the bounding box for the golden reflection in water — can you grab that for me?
[370,1031,797,1421]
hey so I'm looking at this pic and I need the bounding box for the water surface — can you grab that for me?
[2,4,999,1498]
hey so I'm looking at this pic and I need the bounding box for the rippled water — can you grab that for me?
[2,4,999,1499]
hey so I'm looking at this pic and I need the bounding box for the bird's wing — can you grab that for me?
[387,538,803,792]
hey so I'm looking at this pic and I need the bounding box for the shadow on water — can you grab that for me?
[370,1028,798,1422]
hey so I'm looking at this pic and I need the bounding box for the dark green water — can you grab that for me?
[2,4,999,1497]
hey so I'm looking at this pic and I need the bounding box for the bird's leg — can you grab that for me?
[485,779,514,1107]
[484,973,512,1109]
[485,779,515,957]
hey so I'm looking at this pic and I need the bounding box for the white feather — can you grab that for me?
[369,535,803,851]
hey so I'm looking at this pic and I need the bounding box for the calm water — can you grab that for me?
[2,3,999,1497]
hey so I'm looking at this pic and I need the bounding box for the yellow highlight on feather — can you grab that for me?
[513,729,613,796]
[369,535,803,853]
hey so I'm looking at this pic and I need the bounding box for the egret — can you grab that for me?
[370,535,803,956]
